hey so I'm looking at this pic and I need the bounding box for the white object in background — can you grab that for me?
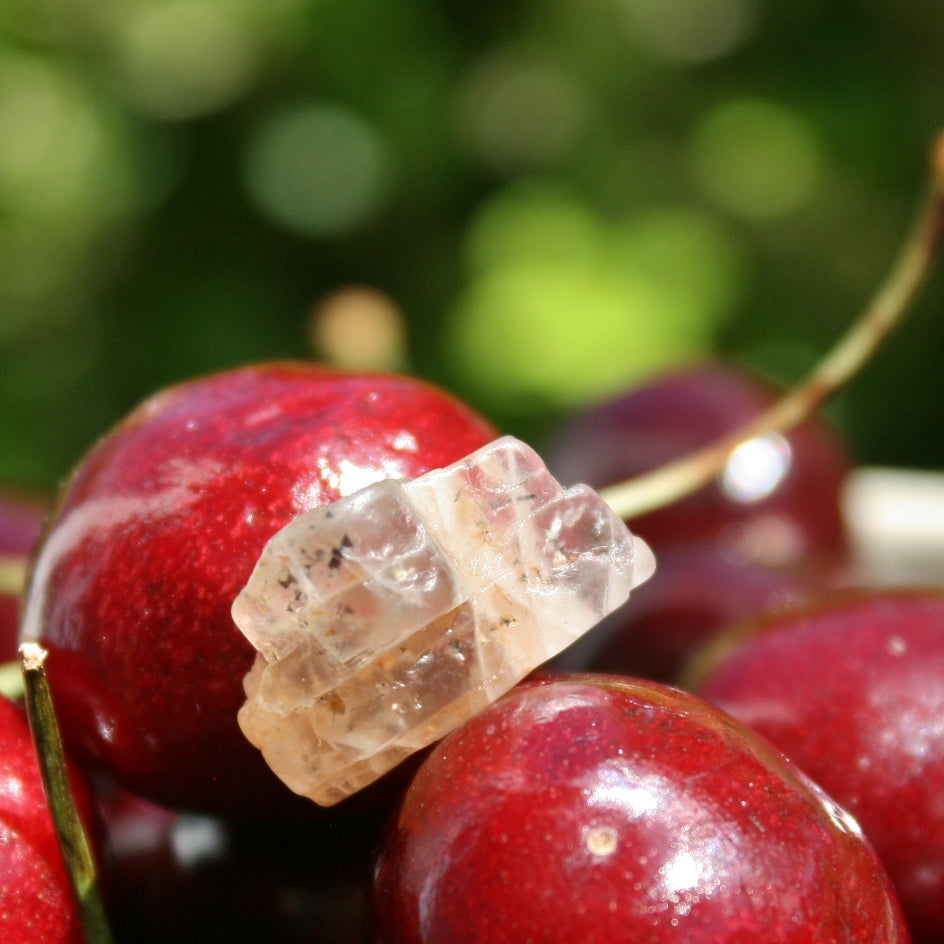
[843,466,944,586]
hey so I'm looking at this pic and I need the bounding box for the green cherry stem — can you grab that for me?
[600,130,944,522]
[19,642,114,944]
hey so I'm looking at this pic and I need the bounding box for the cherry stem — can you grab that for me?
[0,552,28,597]
[599,130,944,522]
[19,642,114,944]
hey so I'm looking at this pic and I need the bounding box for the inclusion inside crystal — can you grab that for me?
[232,435,655,806]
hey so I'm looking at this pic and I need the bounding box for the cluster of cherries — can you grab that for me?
[1,353,941,943]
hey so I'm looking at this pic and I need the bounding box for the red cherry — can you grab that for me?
[545,361,852,568]
[691,589,944,943]
[373,674,907,943]
[0,694,95,944]
[24,362,496,817]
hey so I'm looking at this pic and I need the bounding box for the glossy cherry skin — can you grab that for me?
[0,695,96,944]
[691,589,944,943]
[373,674,907,944]
[24,362,495,817]
[0,493,46,662]
[545,361,852,568]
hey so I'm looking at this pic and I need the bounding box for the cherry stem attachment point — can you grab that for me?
[19,642,114,944]
[600,130,944,522]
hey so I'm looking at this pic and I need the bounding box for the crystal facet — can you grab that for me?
[232,436,655,806]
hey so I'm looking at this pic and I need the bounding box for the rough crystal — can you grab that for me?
[233,435,655,806]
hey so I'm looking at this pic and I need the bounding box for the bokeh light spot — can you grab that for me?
[0,57,102,215]
[446,193,744,412]
[309,286,407,371]
[111,1,259,120]
[243,103,394,238]
[721,433,792,503]
[690,98,822,219]
[455,50,590,171]
[611,207,746,325]
[464,183,603,274]
[620,0,758,63]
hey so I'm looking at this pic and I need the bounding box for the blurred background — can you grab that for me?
[1,0,943,495]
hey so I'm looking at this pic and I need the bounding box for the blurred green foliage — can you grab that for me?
[1,0,943,493]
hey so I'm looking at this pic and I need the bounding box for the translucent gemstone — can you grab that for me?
[233,435,655,806]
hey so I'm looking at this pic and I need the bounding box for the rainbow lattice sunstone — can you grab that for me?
[232,436,655,805]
